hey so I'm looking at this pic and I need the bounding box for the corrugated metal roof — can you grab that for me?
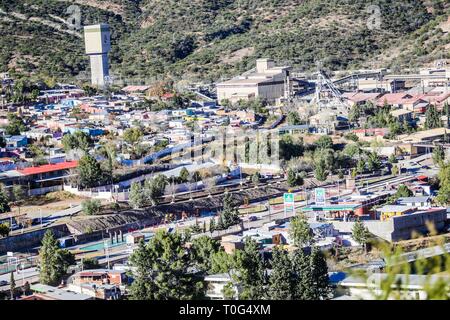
[17,161,78,176]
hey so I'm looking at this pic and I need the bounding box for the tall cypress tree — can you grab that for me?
[9,272,15,300]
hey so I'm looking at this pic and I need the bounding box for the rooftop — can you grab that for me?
[17,161,78,176]
[31,283,93,300]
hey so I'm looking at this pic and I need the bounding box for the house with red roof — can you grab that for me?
[15,161,78,189]
[342,92,382,107]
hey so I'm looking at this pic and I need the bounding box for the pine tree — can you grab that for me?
[310,247,331,300]
[424,105,442,129]
[78,154,105,188]
[432,145,445,166]
[128,240,156,300]
[38,230,74,286]
[190,236,221,274]
[290,249,314,300]
[352,219,371,253]
[128,231,204,300]
[234,238,265,300]
[267,247,292,299]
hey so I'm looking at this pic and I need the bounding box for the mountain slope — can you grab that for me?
[0,0,449,82]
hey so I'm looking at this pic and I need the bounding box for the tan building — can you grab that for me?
[216,59,291,104]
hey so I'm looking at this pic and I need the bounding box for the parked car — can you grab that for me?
[0,280,8,286]
[248,216,258,222]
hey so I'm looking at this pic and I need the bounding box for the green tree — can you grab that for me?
[61,131,92,152]
[209,218,216,233]
[286,111,302,125]
[357,158,366,174]
[223,193,234,212]
[287,168,303,187]
[81,257,100,270]
[0,189,11,213]
[234,238,265,300]
[352,219,371,253]
[391,165,399,176]
[144,174,168,205]
[367,152,381,172]
[77,154,105,188]
[10,271,15,300]
[388,154,398,164]
[348,104,362,123]
[291,249,314,299]
[315,135,333,150]
[190,236,222,274]
[179,167,190,183]
[424,105,442,129]
[343,143,362,158]
[436,162,450,205]
[289,215,312,248]
[267,247,292,299]
[395,184,413,198]
[81,199,102,215]
[0,223,9,237]
[314,158,328,181]
[5,113,26,136]
[191,171,202,183]
[128,231,204,300]
[129,182,146,209]
[310,247,331,299]
[123,127,144,145]
[432,146,445,166]
[38,230,74,286]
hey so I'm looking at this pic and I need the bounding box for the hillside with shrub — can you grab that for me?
[0,0,449,83]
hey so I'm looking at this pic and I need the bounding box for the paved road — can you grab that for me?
[0,267,39,292]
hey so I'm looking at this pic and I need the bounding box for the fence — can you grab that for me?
[29,185,62,196]
[0,255,38,275]
[63,185,115,200]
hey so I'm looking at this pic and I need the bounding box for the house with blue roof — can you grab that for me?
[5,135,28,149]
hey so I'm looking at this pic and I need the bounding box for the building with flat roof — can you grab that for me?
[28,283,93,300]
[216,59,291,104]
[338,273,450,300]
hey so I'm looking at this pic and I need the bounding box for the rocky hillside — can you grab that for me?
[0,0,449,82]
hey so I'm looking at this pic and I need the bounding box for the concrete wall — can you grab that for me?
[0,224,70,254]
[331,210,447,242]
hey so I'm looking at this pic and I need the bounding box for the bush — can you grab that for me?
[81,199,102,216]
